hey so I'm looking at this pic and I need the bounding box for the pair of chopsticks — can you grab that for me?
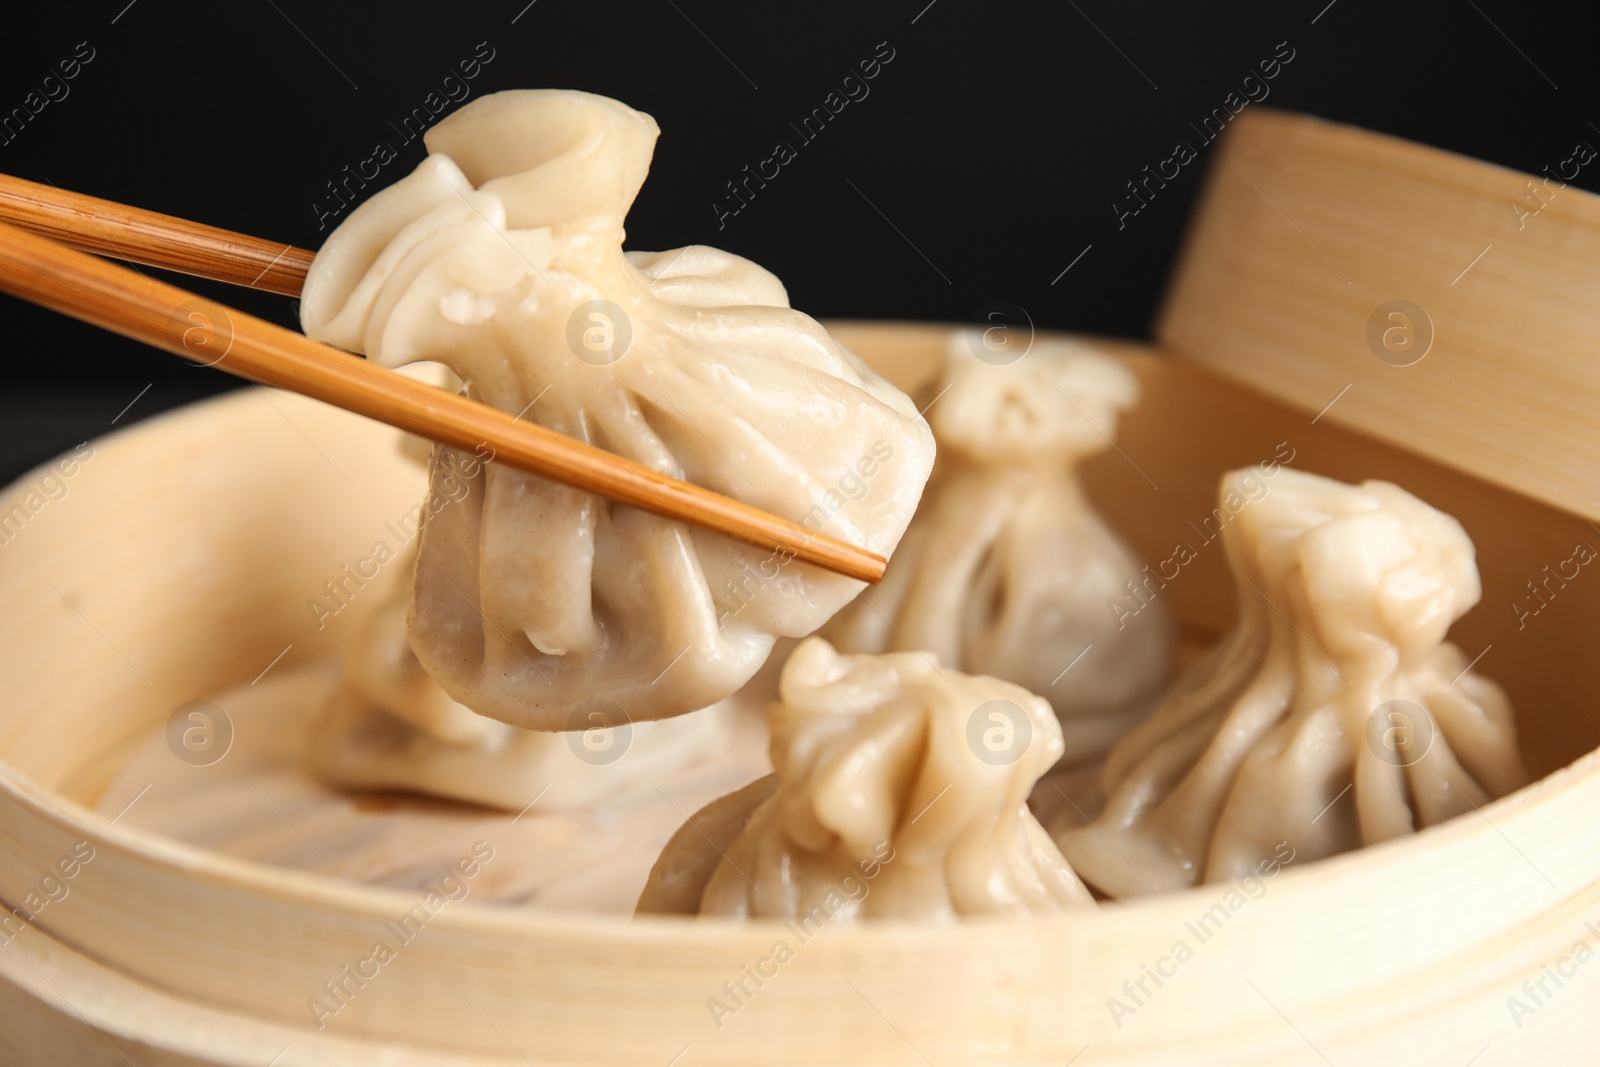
[0,174,884,584]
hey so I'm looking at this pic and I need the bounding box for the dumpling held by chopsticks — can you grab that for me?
[301,90,935,729]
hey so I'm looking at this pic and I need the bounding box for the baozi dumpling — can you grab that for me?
[636,637,1095,921]
[309,545,731,811]
[300,90,935,730]
[1055,468,1530,897]
[824,334,1174,760]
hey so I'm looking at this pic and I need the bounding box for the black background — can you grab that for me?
[1,0,1595,480]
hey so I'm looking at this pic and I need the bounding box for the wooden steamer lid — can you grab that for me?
[1159,108,1600,522]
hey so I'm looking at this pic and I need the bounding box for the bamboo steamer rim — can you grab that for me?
[4,349,1599,1064]
[0,371,1589,928]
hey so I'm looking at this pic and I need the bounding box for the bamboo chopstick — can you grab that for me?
[0,173,312,297]
[0,220,886,584]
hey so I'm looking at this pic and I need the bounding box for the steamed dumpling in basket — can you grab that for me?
[636,637,1094,921]
[824,334,1174,761]
[1055,467,1530,897]
[300,90,935,729]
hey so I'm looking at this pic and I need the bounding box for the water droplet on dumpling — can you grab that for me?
[440,288,496,325]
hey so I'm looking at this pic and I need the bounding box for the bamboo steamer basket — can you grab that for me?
[4,109,1600,1065]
